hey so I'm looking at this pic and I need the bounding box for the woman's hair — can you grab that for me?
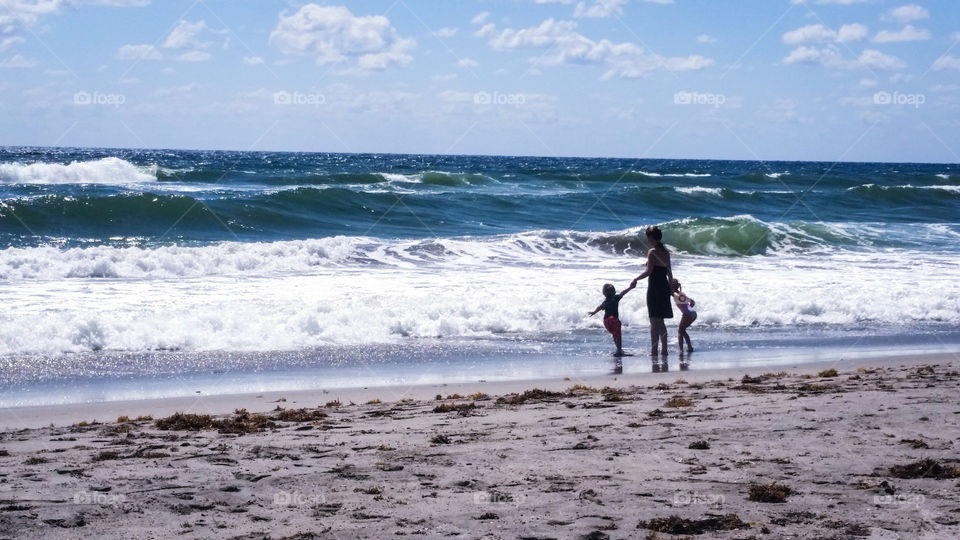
[646,225,668,252]
[602,283,616,298]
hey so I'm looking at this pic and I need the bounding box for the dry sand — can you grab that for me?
[1,356,958,539]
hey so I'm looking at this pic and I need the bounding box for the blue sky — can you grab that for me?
[0,0,957,162]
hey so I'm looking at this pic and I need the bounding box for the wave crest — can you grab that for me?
[0,157,156,185]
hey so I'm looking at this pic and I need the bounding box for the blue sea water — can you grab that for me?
[1,147,958,405]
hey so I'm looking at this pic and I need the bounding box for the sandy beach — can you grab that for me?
[1,354,957,539]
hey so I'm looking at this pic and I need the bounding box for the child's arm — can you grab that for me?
[619,279,638,297]
[588,303,603,316]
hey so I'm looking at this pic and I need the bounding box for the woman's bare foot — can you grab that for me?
[687,346,694,353]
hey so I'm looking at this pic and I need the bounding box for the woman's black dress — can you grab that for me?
[647,265,674,319]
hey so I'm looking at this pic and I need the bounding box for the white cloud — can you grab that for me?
[177,50,211,62]
[836,23,868,43]
[0,54,37,68]
[434,27,458,38]
[783,24,837,45]
[269,4,415,70]
[952,32,960,43]
[476,18,712,79]
[163,20,211,49]
[932,55,960,71]
[663,55,713,71]
[0,0,147,56]
[0,36,25,52]
[873,25,930,43]
[243,56,264,65]
[696,34,717,44]
[154,82,199,99]
[884,4,929,24]
[782,46,904,71]
[431,73,457,81]
[783,23,867,45]
[115,44,161,61]
[471,12,489,25]
[859,78,877,87]
[574,0,627,18]
[783,45,834,65]
[857,49,906,70]
[456,58,478,68]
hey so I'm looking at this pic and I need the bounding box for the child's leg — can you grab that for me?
[604,317,623,352]
[679,313,696,352]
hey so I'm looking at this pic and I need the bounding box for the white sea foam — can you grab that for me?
[765,172,788,179]
[674,186,723,196]
[847,183,960,193]
[0,158,156,185]
[379,172,421,183]
[0,250,956,355]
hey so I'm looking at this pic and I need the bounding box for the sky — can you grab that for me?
[0,0,958,162]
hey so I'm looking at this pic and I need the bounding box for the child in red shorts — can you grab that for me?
[588,279,638,356]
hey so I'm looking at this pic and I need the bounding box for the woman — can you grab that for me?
[634,225,674,357]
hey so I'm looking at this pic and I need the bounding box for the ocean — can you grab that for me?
[1,147,958,406]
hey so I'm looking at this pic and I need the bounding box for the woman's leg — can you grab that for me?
[658,319,668,355]
[649,317,662,355]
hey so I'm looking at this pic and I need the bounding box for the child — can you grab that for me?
[588,279,638,356]
[671,278,696,354]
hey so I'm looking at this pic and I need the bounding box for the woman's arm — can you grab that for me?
[634,250,656,281]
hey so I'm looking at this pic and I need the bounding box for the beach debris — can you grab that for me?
[818,368,839,378]
[888,459,960,479]
[638,513,748,534]
[153,410,274,434]
[748,482,793,503]
[154,413,214,431]
[688,440,710,450]
[664,396,693,408]
[430,434,451,444]
[600,387,625,402]
[898,438,929,449]
[432,402,479,415]
[271,407,328,423]
[567,384,599,395]
[495,388,565,405]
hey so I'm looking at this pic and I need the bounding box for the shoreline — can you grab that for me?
[2,350,955,430]
[0,352,957,538]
